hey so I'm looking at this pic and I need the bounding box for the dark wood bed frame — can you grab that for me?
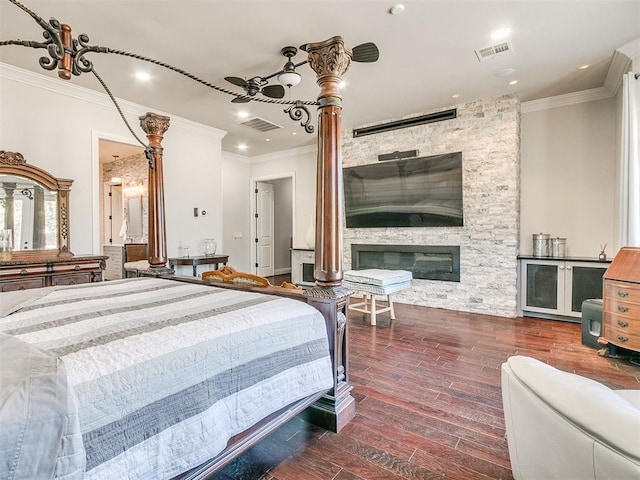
[136,36,356,479]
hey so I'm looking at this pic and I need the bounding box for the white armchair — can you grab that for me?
[501,356,640,480]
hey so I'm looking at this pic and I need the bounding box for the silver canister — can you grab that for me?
[551,237,567,258]
[532,233,550,257]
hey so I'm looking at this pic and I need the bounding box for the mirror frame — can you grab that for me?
[0,150,73,260]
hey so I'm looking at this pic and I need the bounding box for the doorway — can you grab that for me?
[250,175,294,279]
[97,138,146,248]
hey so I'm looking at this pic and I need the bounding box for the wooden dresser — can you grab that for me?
[0,255,107,292]
[601,247,640,354]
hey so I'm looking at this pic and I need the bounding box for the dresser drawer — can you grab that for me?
[604,280,640,304]
[604,311,640,334]
[51,273,92,286]
[603,297,639,320]
[603,323,640,350]
[0,277,46,292]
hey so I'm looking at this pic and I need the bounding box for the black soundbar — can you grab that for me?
[378,149,419,161]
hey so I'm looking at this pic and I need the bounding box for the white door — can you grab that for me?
[256,182,275,277]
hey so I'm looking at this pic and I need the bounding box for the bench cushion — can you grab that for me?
[344,269,412,287]
[343,279,412,296]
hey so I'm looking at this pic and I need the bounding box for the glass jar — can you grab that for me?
[204,238,217,256]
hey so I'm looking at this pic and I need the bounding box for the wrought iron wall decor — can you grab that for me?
[0,0,316,144]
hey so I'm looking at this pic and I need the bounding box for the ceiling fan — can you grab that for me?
[224,42,379,103]
[224,46,300,104]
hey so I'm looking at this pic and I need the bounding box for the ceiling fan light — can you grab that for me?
[278,71,301,87]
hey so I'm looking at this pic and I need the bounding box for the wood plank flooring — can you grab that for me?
[213,300,640,480]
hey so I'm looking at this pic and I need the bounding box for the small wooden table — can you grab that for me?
[169,254,229,277]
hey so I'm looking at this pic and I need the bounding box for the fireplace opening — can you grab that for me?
[351,244,460,282]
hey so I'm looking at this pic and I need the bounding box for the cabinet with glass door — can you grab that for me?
[519,257,611,321]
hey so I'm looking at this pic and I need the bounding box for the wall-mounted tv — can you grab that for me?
[343,152,463,228]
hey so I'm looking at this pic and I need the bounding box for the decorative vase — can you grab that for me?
[204,238,217,256]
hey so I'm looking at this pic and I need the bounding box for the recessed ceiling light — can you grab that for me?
[237,110,250,119]
[292,132,297,136]
[135,72,151,81]
[490,28,512,41]
[451,93,460,99]
[577,64,590,70]
[496,68,516,77]
[508,80,518,85]
[389,4,405,15]
[237,143,248,151]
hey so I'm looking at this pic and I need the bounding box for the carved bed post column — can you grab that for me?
[2,183,16,232]
[56,179,73,258]
[301,36,355,433]
[306,36,350,287]
[139,112,170,270]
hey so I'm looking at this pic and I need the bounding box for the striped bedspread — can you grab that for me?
[0,278,333,480]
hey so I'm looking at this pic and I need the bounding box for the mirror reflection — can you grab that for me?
[127,196,143,239]
[0,174,58,251]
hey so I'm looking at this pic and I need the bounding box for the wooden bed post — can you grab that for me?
[301,36,355,433]
[139,112,171,272]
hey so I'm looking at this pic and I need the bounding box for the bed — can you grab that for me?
[0,277,333,479]
[0,32,356,480]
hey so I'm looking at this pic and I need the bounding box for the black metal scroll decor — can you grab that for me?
[1,0,318,138]
[285,102,314,134]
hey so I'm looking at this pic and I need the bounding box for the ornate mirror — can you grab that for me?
[0,150,73,260]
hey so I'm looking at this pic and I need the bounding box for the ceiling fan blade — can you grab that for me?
[352,42,379,63]
[225,76,248,87]
[262,84,285,99]
[231,96,251,103]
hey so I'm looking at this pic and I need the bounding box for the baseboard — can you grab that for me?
[274,267,292,275]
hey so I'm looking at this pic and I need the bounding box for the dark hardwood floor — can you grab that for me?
[213,300,640,480]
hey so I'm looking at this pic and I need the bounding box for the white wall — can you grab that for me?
[0,63,226,269]
[520,96,617,257]
[221,152,251,272]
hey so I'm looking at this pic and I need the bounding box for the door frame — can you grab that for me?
[91,130,143,255]
[249,173,296,276]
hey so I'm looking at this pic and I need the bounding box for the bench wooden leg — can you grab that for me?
[388,295,395,320]
[370,295,377,326]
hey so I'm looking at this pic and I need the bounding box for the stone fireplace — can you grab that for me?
[342,94,520,317]
[351,244,460,282]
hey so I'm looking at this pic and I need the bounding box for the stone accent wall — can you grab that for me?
[102,152,148,242]
[342,95,520,317]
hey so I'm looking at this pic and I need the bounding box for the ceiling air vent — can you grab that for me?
[475,41,513,62]
[240,117,282,132]
[353,109,457,137]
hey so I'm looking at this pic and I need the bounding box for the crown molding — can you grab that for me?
[604,49,633,97]
[521,87,613,113]
[0,62,227,140]
[617,37,640,62]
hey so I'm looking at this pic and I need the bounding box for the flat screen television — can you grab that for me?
[343,152,463,228]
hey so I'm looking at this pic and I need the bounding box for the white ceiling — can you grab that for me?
[1,0,639,158]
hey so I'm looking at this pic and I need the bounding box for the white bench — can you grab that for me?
[343,269,412,326]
